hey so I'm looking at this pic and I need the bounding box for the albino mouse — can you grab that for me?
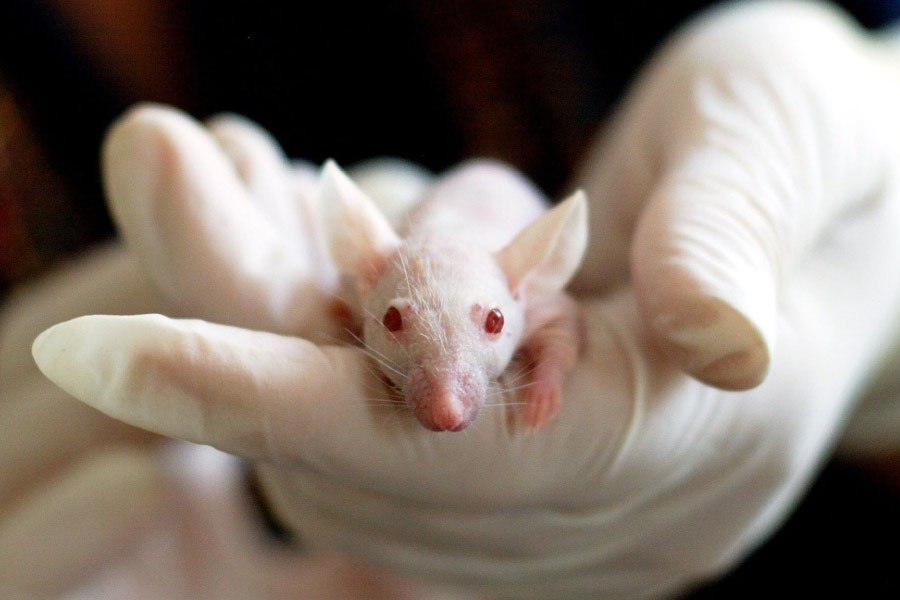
[321,159,588,431]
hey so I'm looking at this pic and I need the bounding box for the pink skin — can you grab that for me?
[407,364,483,432]
[517,294,583,428]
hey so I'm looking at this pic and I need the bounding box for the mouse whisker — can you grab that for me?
[490,369,534,391]
[507,360,538,379]
[360,366,404,399]
[344,327,393,362]
[483,402,526,409]
[348,331,409,381]
[400,250,414,299]
[356,305,412,359]
[496,380,542,394]
[483,396,527,405]
[379,410,416,429]
[496,369,537,391]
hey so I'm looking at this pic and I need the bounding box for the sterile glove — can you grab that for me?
[29,1,900,599]
[0,161,456,599]
[98,109,432,342]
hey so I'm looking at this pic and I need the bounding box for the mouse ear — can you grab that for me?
[320,160,400,293]
[496,190,588,297]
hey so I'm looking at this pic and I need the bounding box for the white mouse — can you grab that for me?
[321,159,587,431]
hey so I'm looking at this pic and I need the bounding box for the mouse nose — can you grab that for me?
[428,396,467,432]
[408,368,481,432]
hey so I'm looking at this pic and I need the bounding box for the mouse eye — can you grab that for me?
[383,306,403,332]
[484,308,504,334]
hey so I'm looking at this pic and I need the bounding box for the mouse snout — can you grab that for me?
[424,396,468,432]
[407,368,483,432]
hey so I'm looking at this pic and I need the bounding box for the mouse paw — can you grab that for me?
[521,364,562,428]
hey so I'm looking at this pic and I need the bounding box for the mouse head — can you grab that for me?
[320,160,587,431]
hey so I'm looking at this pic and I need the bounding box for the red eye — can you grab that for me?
[383,306,403,332]
[484,308,504,334]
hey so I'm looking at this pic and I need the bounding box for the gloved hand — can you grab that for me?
[29,1,900,599]
[97,108,432,342]
[0,150,452,599]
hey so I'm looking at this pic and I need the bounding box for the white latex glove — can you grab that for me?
[0,158,455,599]
[100,108,432,341]
[28,1,900,598]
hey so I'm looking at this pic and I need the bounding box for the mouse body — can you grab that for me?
[321,159,588,431]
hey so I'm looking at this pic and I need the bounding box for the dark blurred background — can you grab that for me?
[0,0,899,596]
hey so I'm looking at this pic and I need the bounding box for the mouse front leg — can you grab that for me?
[516,294,583,427]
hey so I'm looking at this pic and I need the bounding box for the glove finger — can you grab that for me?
[0,447,167,598]
[574,2,896,389]
[102,104,337,339]
[206,113,311,243]
[206,114,340,297]
[289,158,321,210]
[31,314,381,462]
[347,157,434,226]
